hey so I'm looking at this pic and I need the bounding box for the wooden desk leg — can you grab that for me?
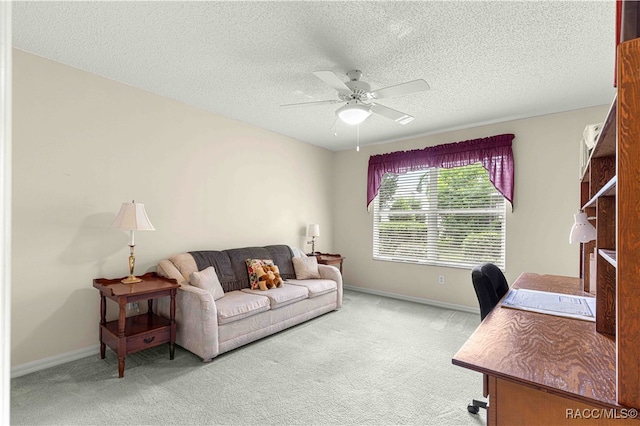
[483,373,488,397]
[487,376,497,426]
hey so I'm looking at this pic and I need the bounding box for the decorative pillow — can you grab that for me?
[292,256,321,279]
[246,259,275,289]
[189,266,225,300]
[255,264,284,291]
[290,246,307,258]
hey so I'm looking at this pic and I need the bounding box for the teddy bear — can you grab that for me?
[256,264,283,291]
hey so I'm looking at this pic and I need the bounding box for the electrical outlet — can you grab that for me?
[438,275,445,285]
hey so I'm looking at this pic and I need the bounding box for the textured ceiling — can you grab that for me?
[12,1,616,151]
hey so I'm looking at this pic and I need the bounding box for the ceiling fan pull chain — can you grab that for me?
[356,124,360,152]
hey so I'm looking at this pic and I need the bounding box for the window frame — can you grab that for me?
[372,164,507,269]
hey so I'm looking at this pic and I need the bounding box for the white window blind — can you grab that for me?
[373,163,506,269]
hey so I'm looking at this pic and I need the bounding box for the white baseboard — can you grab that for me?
[344,285,480,315]
[11,345,99,378]
[11,288,477,378]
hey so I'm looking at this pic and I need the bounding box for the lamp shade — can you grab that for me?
[307,224,320,238]
[336,102,372,125]
[569,212,596,244]
[111,202,155,231]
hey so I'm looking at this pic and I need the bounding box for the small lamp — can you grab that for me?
[570,210,596,288]
[307,224,320,254]
[569,211,596,244]
[111,201,155,284]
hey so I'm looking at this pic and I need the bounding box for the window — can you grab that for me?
[373,163,506,269]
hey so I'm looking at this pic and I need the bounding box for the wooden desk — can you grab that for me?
[453,273,639,425]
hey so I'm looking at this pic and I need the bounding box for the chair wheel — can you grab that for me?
[467,404,480,414]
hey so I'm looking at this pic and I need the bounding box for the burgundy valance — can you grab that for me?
[367,134,515,209]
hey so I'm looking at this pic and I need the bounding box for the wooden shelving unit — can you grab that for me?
[615,36,640,410]
[578,34,640,410]
[579,98,616,295]
[598,248,617,267]
[582,175,617,209]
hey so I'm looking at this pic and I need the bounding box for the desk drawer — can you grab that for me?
[127,327,170,354]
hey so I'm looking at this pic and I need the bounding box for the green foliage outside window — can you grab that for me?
[373,163,505,268]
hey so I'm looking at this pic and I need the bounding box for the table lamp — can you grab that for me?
[569,210,596,287]
[307,224,320,254]
[111,201,155,284]
[569,211,596,244]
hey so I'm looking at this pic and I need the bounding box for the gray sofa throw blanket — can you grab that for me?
[190,245,296,292]
[189,250,236,290]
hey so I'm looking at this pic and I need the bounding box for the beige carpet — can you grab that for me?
[11,290,487,425]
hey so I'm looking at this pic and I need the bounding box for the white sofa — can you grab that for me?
[155,245,342,361]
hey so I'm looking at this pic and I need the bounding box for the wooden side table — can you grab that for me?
[310,252,345,274]
[93,272,179,378]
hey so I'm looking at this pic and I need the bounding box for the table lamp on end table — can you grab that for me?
[307,224,320,255]
[111,200,155,284]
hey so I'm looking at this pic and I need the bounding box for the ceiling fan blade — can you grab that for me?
[369,103,415,125]
[313,71,352,96]
[280,99,341,108]
[370,79,430,100]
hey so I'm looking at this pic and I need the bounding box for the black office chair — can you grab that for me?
[467,263,509,415]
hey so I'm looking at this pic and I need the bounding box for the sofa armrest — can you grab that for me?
[155,283,220,361]
[318,264,343,309]
[157,259,188,284]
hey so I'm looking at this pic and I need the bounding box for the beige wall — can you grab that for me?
[11,47,611,368]
[332,105,609,308]
[11,49,335,366]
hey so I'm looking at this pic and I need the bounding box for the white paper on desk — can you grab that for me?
[501,289,596,322]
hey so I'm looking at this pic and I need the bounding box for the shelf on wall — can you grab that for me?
[580,97,617,183]
[599,249,617,268]
[582,176,617,210]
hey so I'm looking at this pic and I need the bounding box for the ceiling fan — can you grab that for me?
[281,70,430,126]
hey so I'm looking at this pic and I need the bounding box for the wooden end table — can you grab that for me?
[309,252,345,273]
[93,272,179,378]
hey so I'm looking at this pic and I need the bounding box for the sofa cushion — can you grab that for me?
[215,291,270,325]
[285,279,337,298]
[292,256,321,279]
[190,266,225,300]
[290,246,307,258]
[241,284,309,309]
[246,258,275,289]
[169,252,199,282]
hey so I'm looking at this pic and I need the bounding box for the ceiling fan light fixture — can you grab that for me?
[336,102,372,125]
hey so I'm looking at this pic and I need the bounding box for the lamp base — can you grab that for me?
[121,275,142,284]
[121,248,142,284]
